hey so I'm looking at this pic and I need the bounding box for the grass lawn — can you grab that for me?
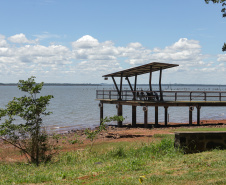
[0,134,225,185]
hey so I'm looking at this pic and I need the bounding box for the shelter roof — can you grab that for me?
[103,62,179,77]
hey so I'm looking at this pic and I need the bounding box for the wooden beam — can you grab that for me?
[155,106,158,126]
[134,74,137,100]
[126,77,135,100]
[99,102,103,125]
[134,74,137,91]
[143,106,148,128]
[149,66,153,91]
[132,106,137,127]
[117,104,123,127]
[119,73,123,100]
[112,76,120,96]
[159,67,163,101]
[189,106,193,126]
[197,106,201,125]
[164,106,168,126]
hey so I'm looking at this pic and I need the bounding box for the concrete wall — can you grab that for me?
[174,131,226,153]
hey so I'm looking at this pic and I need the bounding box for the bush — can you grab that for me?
[0,76,55,166]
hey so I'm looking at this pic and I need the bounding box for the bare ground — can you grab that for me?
[1,119,226,162]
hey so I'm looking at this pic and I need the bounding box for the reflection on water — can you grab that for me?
[0,84,226,132]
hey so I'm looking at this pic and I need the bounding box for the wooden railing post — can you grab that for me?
[175,92,177,101]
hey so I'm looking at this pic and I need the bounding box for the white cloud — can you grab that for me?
[8,33,38,44]
[0,34,8,47]
[33,32,61,40]
[0,33,224,84]
[72,35,99,48]
[217,54,226,62]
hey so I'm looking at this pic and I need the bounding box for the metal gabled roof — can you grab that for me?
[103,62,179,77]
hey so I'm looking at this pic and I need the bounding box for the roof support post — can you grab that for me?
[112,76,120,99]
[119,73,123,100]
[134,74,137,100]
[126,77,135,100]
[149,66,153,92]
[159,67,163,101]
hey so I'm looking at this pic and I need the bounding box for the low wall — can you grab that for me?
[174,131,226,153]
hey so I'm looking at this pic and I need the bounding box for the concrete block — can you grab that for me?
[174,131,226,153]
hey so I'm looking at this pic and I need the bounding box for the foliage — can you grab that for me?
[84,115,124,151]
[68,134,83,145]
[223,42,226,51]
[0,76,55,166]
[205,0,226,17]
[205,0,226,51]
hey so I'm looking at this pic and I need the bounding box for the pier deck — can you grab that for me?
[97,62,226,127]
[97,99,226,107]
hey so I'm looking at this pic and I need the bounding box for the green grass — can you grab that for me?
[0,137,225,185]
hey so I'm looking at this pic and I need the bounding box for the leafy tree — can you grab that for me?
[0,76,55,166]
[205,0,226,51]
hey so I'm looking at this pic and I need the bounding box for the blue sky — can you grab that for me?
[0,0,225,84]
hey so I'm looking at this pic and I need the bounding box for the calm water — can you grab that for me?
[1,84,226,133]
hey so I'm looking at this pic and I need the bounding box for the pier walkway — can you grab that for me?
[96,62,226,127]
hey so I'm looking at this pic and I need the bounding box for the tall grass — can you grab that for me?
[0,136,225,184]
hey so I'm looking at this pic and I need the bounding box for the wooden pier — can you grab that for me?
[97,62,226,127]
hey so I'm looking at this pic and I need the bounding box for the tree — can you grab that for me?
[205,0,226,51]
[0,76,54,166]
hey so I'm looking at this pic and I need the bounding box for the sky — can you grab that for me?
[0,0,226,84]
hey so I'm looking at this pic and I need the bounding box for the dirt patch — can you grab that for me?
[1,121,226,163]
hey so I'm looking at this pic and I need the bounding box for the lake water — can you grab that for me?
[1,84,226,133]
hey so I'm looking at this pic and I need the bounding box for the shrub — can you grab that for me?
[0,76,55,166]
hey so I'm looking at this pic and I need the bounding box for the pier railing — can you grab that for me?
[96,90,226,102]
